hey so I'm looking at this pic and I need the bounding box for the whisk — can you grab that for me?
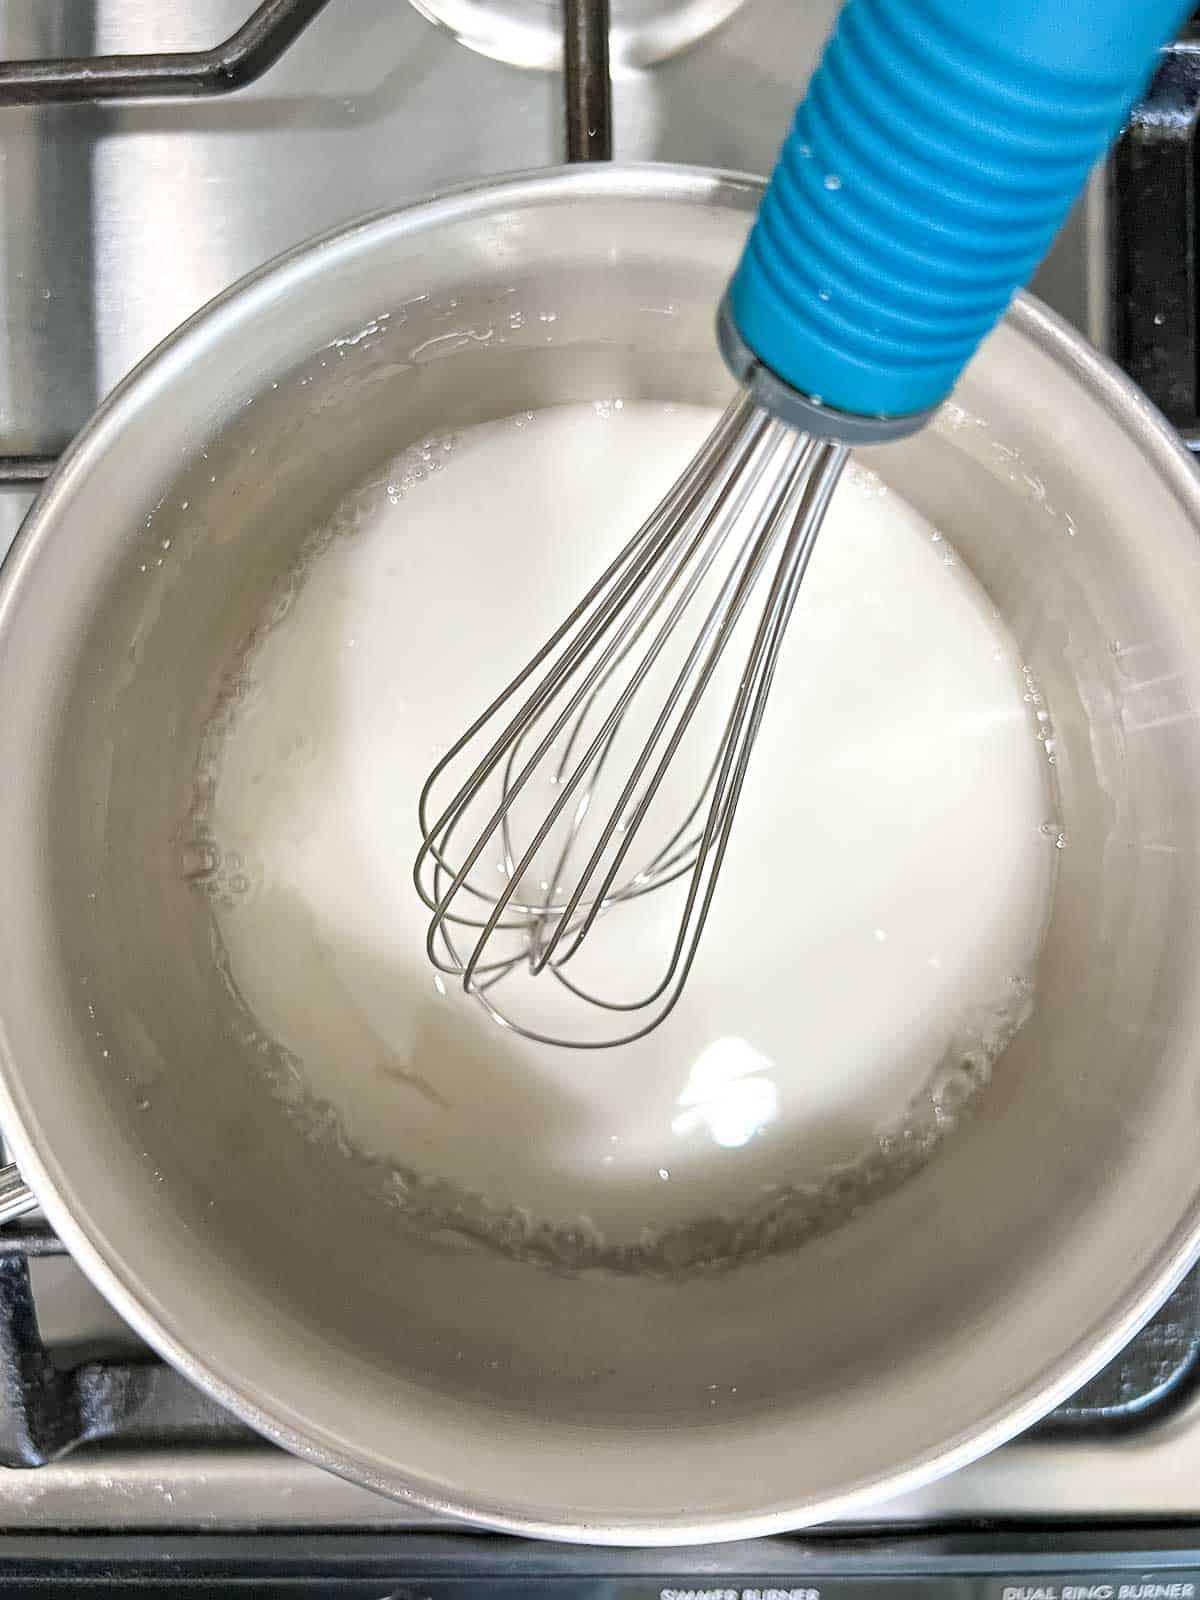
[415,0,1189,1048]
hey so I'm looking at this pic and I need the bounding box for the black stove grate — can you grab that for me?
[0,1224,252,1467]
[0,0,333,106]
[1108,13,1200,445]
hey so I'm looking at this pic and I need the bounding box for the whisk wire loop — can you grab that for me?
[413,395,849,1048]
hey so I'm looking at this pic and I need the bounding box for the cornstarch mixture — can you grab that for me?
[190,400,1056,1271]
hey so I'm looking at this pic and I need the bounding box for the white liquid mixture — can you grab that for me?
[195,400,1055,1263]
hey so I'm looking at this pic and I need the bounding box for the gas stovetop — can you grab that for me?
[3,0,1200,1558]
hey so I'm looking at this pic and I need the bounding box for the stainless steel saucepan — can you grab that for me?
[2,167,1200,1544]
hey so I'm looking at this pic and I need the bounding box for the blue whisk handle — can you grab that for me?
[725,0,1192,431]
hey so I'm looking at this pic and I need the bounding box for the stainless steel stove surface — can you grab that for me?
[1,0,1199,1552]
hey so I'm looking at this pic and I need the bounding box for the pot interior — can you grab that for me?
[4,170,1200,1539]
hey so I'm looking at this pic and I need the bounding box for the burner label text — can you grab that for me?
[1002,1586,1196,1600]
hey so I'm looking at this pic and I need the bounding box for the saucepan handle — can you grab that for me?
[0,1164,39,1225]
